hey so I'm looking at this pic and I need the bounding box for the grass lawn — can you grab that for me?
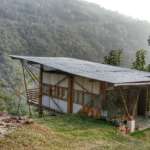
[0,114,150,150]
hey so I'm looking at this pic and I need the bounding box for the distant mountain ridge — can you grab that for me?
[0,0,150,86]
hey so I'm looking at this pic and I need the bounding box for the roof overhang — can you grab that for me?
[114,82,150,87]
[10,55,150,87]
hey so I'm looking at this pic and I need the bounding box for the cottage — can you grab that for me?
[10,55,150,132]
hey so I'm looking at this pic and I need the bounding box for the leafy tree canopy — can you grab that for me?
[104,49,122,66]
[132,49,146,71]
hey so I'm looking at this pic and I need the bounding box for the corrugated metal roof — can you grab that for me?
[10,55,150,84]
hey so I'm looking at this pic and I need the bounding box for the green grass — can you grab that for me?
[0,114,150,150]
[131,128,150,142]
[35,114,115,140]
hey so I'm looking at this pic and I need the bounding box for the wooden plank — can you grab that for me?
[28,101,63,114]
[39,65,43,117]
[67,76,74,113]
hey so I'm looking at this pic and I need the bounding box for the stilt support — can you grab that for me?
[67,76,74,113]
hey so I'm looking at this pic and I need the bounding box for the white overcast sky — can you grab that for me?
[84,0,150,22]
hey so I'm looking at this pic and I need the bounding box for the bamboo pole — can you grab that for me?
[132,88,140,117]
[21,61,32,116]
[16,94,22,116]
[119,87,130,120]
[24,64,39,82]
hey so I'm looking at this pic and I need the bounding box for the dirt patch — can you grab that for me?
[0,112,33,137]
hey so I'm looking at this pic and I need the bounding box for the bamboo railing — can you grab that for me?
[27,88,40,104]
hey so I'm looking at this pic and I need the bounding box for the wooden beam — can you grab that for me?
[146,87,150,116]
[132,88,141,117]
[24,64,39,82]
[67,76,74,113]
[74,80,89,93]
[24,65,39,84]
[118,87,131,120]
[39,64,43,117]
[100,82,107,108]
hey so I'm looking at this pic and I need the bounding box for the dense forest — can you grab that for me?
[0,0,150,112]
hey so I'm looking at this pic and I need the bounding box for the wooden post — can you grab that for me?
[132,88,140,117]
[100,82,107,109]
[67,76,74,113]
[146,87,150,117]
[39,65,43,117]
[119,87,131,120]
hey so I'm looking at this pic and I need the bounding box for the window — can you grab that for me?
[43,84,68,101]
[43,84,100,106]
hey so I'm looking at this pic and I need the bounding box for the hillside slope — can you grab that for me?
[0,0,150,61]
[0,0,150,101]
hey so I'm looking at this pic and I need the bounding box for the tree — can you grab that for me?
[104,49,122,66]
[132,49,146,71]
[146,64,150,72]
[148,36,150,46]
